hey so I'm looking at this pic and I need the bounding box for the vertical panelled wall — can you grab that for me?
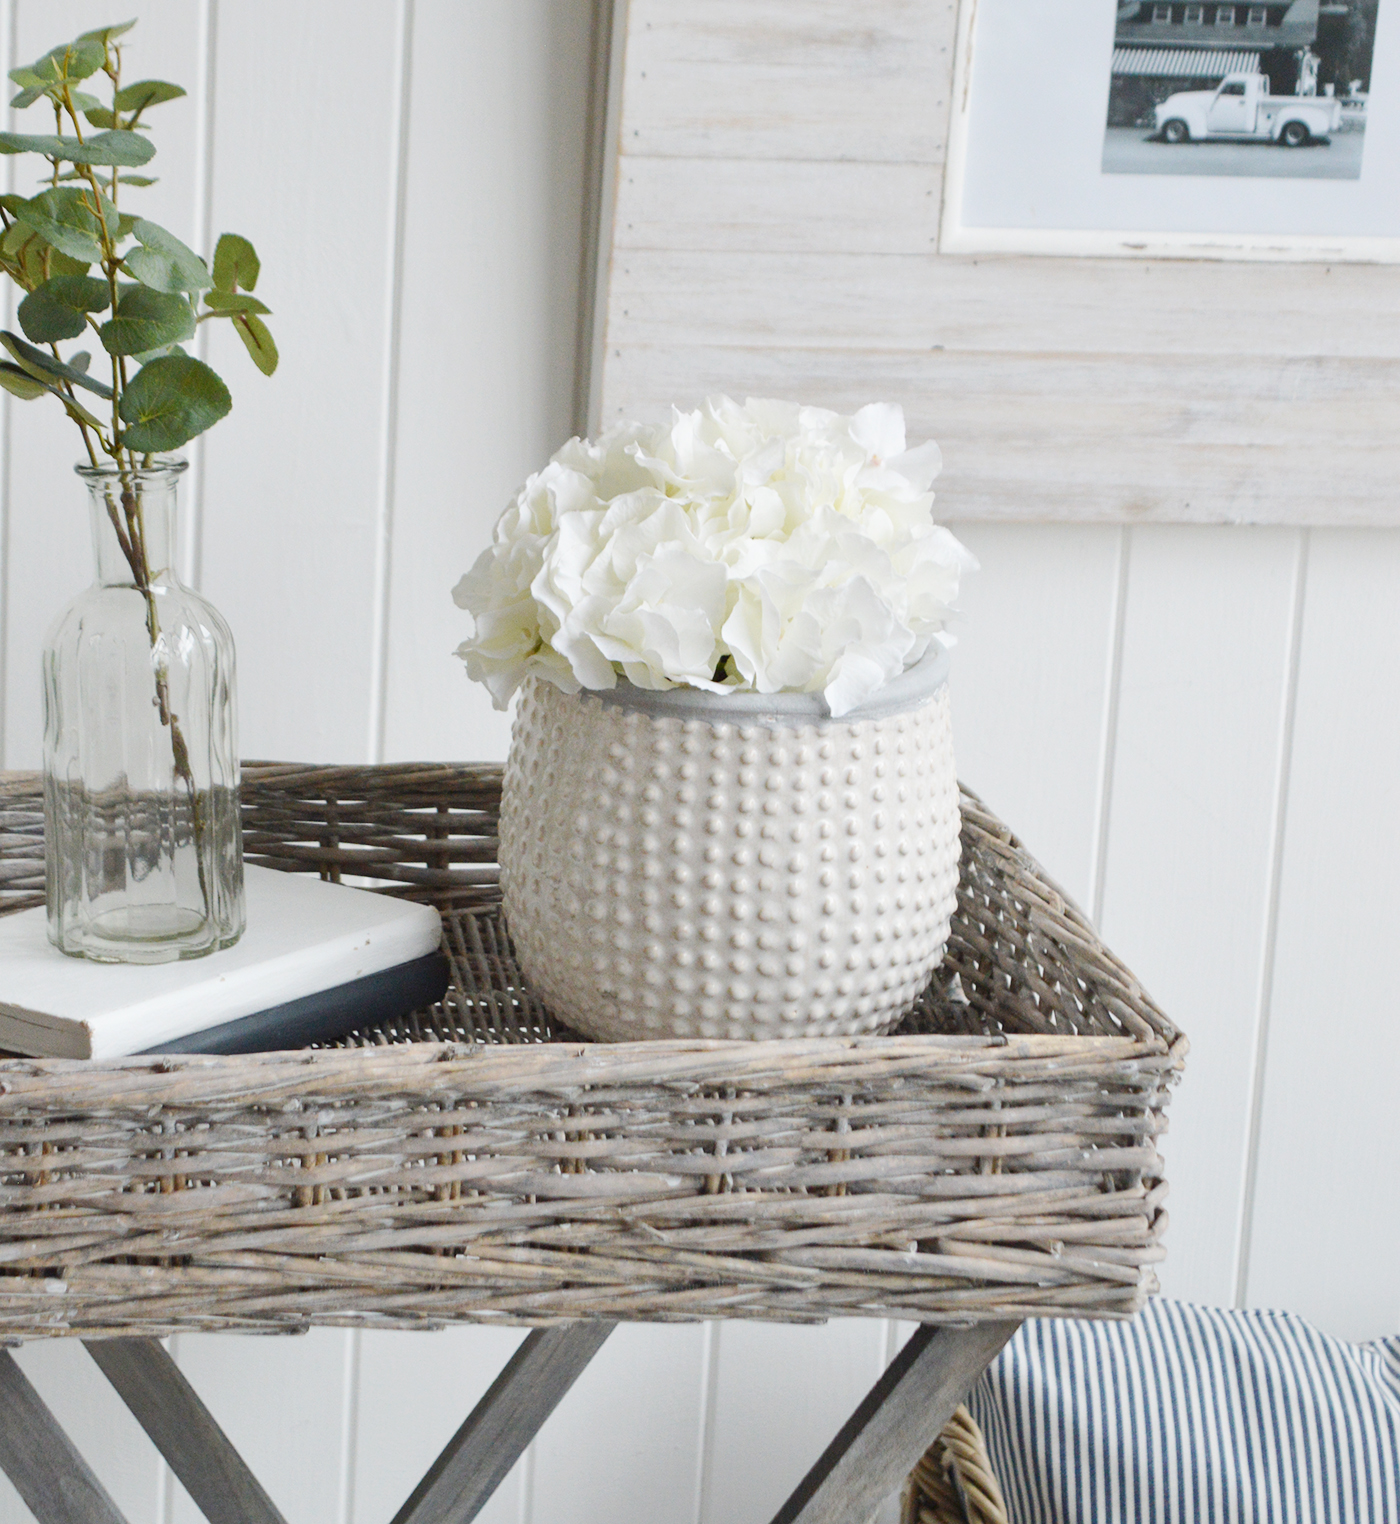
[598,0,1399,1360]
[0,0,579,782]
[0,9,1394,1524]
[0,5,898,1523]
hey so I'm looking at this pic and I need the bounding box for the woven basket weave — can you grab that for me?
[902,1405,1008,1524]
[0,763,1184,1340]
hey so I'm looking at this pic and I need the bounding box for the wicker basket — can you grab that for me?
[902,1405,1008,1524]
[0,763,1185,1340]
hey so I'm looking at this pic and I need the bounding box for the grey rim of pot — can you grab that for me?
[589,644,951,724]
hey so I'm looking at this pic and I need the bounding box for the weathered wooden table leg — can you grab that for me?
[0,1349,129,1524]
[391,1320,618,1524]
[85,1338,288,1524]
[768,1320,1021,1524]
[4,1317,999,1524]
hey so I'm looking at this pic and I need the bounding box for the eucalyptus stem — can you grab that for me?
[106,471,211,917]
[1,19,277,933]
[61,88,126,470]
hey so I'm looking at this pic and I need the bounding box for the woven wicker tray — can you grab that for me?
[0,763,1185,1340]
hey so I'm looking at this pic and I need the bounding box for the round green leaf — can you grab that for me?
[0,330,113,397]
[13,188,114,264]
[0,132,59,156]
[48,249,92,279]
[0,129,155,167]
[13,87,102,117]
[46,275,110,311]
[78,130,155,167]
[232,313,278,376]
[77,22,137,45]
[114,80,186,112]
[0,360,105,428]
[0,362,49,400]
[7,69,50,112]
[0,219,34,256]
[20,40,106,86]
[0,219,91,287]
[18,275,110,343]
[19,292,85,342]
[119,355,231,451]
[99,287,195,356]
[202,289,271,316]
[123,219,210,293]
[2,46,105,108]
[212,233,259,293]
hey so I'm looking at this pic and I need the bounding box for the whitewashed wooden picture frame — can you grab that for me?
[590,0,1399,525]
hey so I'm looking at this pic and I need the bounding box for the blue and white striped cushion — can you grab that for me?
[966,1300,1400,1523]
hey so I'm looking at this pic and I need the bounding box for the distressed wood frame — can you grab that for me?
[590,0,1400,525]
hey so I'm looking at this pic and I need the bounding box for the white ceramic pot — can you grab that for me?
[498,649,961,1041]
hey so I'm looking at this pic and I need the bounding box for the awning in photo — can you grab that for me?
[1111,47,1262,76]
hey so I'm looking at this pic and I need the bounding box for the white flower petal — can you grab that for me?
[453,396,972,709]
[849,402,907,461]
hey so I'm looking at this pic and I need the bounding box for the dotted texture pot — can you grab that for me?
[498,649,961,1041]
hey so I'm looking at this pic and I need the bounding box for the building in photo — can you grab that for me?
[1108,0,1376,127]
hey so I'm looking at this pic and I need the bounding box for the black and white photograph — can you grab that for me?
[941,0,1399,258]
[1105,1,1379,178]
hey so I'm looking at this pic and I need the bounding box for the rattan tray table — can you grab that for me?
[0,763,1185,1524]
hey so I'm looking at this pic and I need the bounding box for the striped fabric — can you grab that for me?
[1111,47,1261,76]
[967,1300,1400,1523]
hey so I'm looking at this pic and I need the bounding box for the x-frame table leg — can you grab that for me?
[0,1324,616,1524]
[0,1318,1010,1524]
[391,1321,617,1524]
[2,1339,289,1524]
[0,1348,129,1524]
[84,1338,288,1524]
[769,1319,1021,1524]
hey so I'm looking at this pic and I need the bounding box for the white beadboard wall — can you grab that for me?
[0,4,1394,1524]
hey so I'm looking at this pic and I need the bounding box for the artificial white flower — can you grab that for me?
[453,398,975,717]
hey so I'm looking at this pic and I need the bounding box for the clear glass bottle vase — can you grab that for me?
[42,457,244,962]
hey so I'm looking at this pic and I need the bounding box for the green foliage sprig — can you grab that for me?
[7,22,279,927]
[0,18,276,472]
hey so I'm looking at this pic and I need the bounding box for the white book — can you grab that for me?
[0,865,444,1059]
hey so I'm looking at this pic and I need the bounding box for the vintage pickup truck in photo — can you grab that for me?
[1154,72,1343,146]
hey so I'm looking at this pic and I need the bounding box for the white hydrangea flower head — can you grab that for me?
[453,397,976,718]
